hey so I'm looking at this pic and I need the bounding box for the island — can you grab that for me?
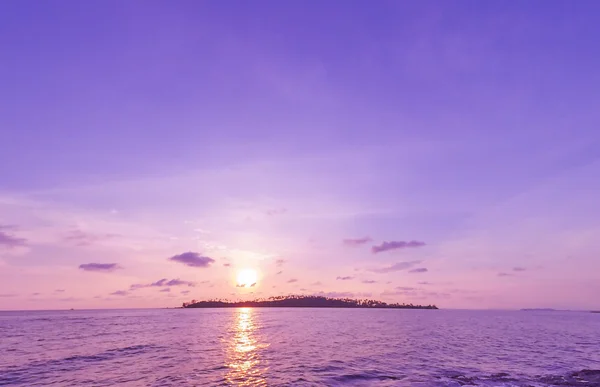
[182,295,438,309]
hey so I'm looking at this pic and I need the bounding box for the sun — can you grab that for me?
[236,269,258,288]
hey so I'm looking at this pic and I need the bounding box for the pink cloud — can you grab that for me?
[168,252,215,268]
[63,229,119,247]
[343,237,372,246]
[0,225,27,248]
[371,240,425,254]
[79,263,120,272]
[369,260,422,274]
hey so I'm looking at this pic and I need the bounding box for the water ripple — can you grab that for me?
[0,309,599,386]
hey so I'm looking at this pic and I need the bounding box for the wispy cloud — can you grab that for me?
[498,272,514,277]
[276,271,283,275]
[371,240,425,254]
[275,259,286,267]
[382,288,450,298]
[362,280,377,284]
[311,281,323,286]
[0,293,17,297]
[513,267,527,272]
[181,290,190,295]
[287,278,298,283]
[162,279,195,287]
[0,225,27,248]
[110,290,129,296]
[64,229,119,247]
[343,237,372,246]
[418,281,432,285]
[223,263,231,267]
[369,260,421,274]
[159,288,171,293]
[168,252,214,268]
[336,276,354,281]
[79,263,120,272]
[409,267,428,273]
[266,208,287,216]
[130,278,195,290]
[55,289,65,293]
[315,291,373,298]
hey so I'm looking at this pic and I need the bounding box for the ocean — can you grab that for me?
[0,308,598,386]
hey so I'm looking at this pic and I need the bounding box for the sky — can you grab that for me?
[1,1,599,310]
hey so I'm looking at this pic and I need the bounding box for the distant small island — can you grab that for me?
[520,308,556,312]
[182,295,438,309]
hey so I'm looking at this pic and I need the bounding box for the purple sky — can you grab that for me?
[1,1,599,310]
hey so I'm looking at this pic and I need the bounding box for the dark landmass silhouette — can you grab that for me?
[182,295,438,309]
[520,308,556,311]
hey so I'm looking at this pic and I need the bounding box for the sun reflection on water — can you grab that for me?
[224,308,268,386]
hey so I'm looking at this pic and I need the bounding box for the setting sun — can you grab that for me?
[236,269,258,288]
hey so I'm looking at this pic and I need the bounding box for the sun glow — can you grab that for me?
[236,269,258,288]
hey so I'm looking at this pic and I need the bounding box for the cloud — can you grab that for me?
[371,240,425,254]
[311,281,323,286]
[159,288,171,293]
[382,288,451,299]
[362,280,377,284]
[369,260,421,274]
[0,225,27,248]
[343,237,372,246]
[79,263,120,272]
[181,290,190,295]
[31,292,41,296]
[223,263,231,267]
[55,289,65,293]
[287,279,298,283]
[0,293,17,297]
[110,290,129,296]
[168,252,215,268]
[315,291,373,298]
[163,279,195,287]
[513,267,527,272]
[236,283,246,288]
[409,267,428,273]
[64,229,119,247]
[130,278,195,290]
[275,259,286,267]
[418,281,431,285]
[265,208,287,216]
[497,272,514,277]
[276,271,283,275]
[336,276,354,281]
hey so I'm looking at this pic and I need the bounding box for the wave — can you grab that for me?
[0,344,160,385]
[441,369,600,386]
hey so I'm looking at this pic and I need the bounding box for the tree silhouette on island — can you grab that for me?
[182,295,438,309]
